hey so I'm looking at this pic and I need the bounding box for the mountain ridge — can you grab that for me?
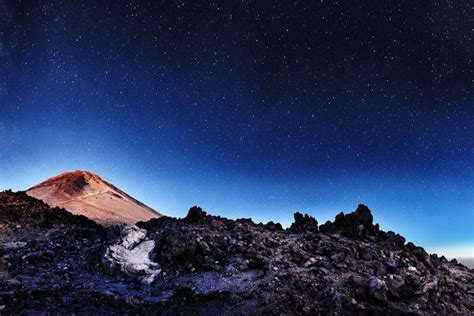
[26,170,160,225]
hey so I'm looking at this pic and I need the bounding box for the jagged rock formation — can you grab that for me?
[289,212,318,232]
[0,190,473,314]
[320,204,377,237]
[26,170,161,225]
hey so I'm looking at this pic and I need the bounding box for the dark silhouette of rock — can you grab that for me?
[264,221,283,231]
[385,231,406,247]
[185,206,207,223]
[289,212,318,232]
[319,204,379,237]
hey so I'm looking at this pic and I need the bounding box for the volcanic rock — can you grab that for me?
[185,206,207,223]
[0,190,473,314]
[289,212,318,232]
[26,170,161,225]
[319,204,378,237]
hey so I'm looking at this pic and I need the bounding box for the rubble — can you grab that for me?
[0,190,473,314]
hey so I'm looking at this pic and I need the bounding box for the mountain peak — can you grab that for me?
[29,170,100,188]
[27,170,161,225]
[67,170,98,179]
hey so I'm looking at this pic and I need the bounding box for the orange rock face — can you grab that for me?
[27,170,161,225]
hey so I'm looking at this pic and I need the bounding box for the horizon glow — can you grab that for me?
[1,2,472,260]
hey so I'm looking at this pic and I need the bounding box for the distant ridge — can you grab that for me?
[27,170,161,225]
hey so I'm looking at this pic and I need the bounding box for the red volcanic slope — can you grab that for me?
[27,170,161,225]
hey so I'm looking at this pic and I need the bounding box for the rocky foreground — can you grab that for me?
[0,190,472,314]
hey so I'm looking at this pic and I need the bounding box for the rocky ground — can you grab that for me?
[0,190,473,314]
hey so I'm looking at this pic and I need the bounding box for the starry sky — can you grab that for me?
[0,1,472,258]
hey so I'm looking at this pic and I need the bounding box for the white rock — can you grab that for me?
[103,225,161,284]
[120,226,147,248]
[304,257,318,267]
[1,242,27,249]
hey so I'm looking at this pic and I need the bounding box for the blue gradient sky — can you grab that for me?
[1,143,472,257]
[0,1,472,258]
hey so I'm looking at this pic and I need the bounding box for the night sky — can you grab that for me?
[0,1,472,258]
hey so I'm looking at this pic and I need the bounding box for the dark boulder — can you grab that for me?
[319,204,376,238]
[185,206,207,223]
[289,212,318,232]
[348,204,374,228]
[405,242,417,251]
[264,221,284,231]
[386,231,406,247]
[412,246,429,263]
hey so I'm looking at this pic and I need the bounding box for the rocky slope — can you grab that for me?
[0,190,472,314]
[27,170,160,225]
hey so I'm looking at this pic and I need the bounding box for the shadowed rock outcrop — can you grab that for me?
[185,206,207,223]
[289,212,318,232]
[319,204,379,237]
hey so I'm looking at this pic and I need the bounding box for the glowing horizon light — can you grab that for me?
[428,243,474,260]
